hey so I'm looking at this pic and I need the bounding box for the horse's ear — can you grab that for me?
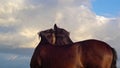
[54,24,58,31]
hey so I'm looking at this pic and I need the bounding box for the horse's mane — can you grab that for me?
[54,24,73,46]
[38,29,54,45]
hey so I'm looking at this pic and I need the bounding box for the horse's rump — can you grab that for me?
[75,39,116,68]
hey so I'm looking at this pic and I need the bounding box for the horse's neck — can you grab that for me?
[56,37,73,45]
[39,38,49,45]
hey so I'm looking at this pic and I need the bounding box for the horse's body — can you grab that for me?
[31,39,117,68]
[30,25,117,68]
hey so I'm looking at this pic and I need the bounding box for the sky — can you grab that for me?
[0,0,120,68]
[92,0,120,17]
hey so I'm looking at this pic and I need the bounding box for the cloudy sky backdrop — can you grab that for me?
[0,0,120,68]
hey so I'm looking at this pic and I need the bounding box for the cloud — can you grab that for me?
[0,0,36,27]
[57,0,91,7]
[0,0,23,14]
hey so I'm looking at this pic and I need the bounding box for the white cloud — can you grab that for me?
[58,0,74,5]
[7,55,18,61]
[19,27,38,38]
[55,12,63,23]
[57,0,91,8]
[96,15,110,25]
[0,17,17,26]
[0,0,24,14]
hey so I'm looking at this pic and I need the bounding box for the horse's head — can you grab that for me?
[54,24,73,45]
[38,29,55,45]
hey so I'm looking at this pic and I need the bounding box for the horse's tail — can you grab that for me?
[111,48,117,68]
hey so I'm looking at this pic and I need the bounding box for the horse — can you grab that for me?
[52,24,117,68]
[30,25,117,68]
[30,29,56,68]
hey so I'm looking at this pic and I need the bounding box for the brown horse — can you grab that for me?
[30,25,117,68]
